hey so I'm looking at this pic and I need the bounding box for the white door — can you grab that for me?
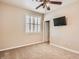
[44,21,50,43]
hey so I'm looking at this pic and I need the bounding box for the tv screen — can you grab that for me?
[53,16,66,26]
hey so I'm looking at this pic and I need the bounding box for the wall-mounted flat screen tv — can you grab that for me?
[53,16,67,26]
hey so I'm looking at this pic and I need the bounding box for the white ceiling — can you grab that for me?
[0,0,78,14]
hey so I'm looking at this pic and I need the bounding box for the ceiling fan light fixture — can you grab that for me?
[46,2,51,10]
[47,7,50,10]
[34,0,62,10]
[46,2,50,6]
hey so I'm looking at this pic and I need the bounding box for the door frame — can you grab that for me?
[43,20,50,43]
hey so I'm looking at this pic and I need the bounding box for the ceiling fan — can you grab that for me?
[33,0,62,10]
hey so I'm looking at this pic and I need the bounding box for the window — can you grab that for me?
[25,15,41,32]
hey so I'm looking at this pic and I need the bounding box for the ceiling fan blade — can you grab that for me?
[40,0,43,2]
[49,1,62,5]
[35,0,43,2]
[36,3,44,9]
[43,3,46,8]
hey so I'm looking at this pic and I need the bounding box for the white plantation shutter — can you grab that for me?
[38,17,41,32]
[25,15,41,32]
[30,16,33,32]
[38,17,41,24]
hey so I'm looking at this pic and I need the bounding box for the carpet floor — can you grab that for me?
[0,42,79,59]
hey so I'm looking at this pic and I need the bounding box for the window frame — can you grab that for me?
[25,15,41,33]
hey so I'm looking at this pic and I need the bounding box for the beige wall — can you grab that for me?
[45,1,79,52]
[0,2,45,50]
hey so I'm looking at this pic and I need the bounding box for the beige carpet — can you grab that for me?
[0,43,79,59]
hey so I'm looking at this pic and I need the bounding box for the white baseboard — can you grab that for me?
[50,43,79,54]
[0,41,45,52]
